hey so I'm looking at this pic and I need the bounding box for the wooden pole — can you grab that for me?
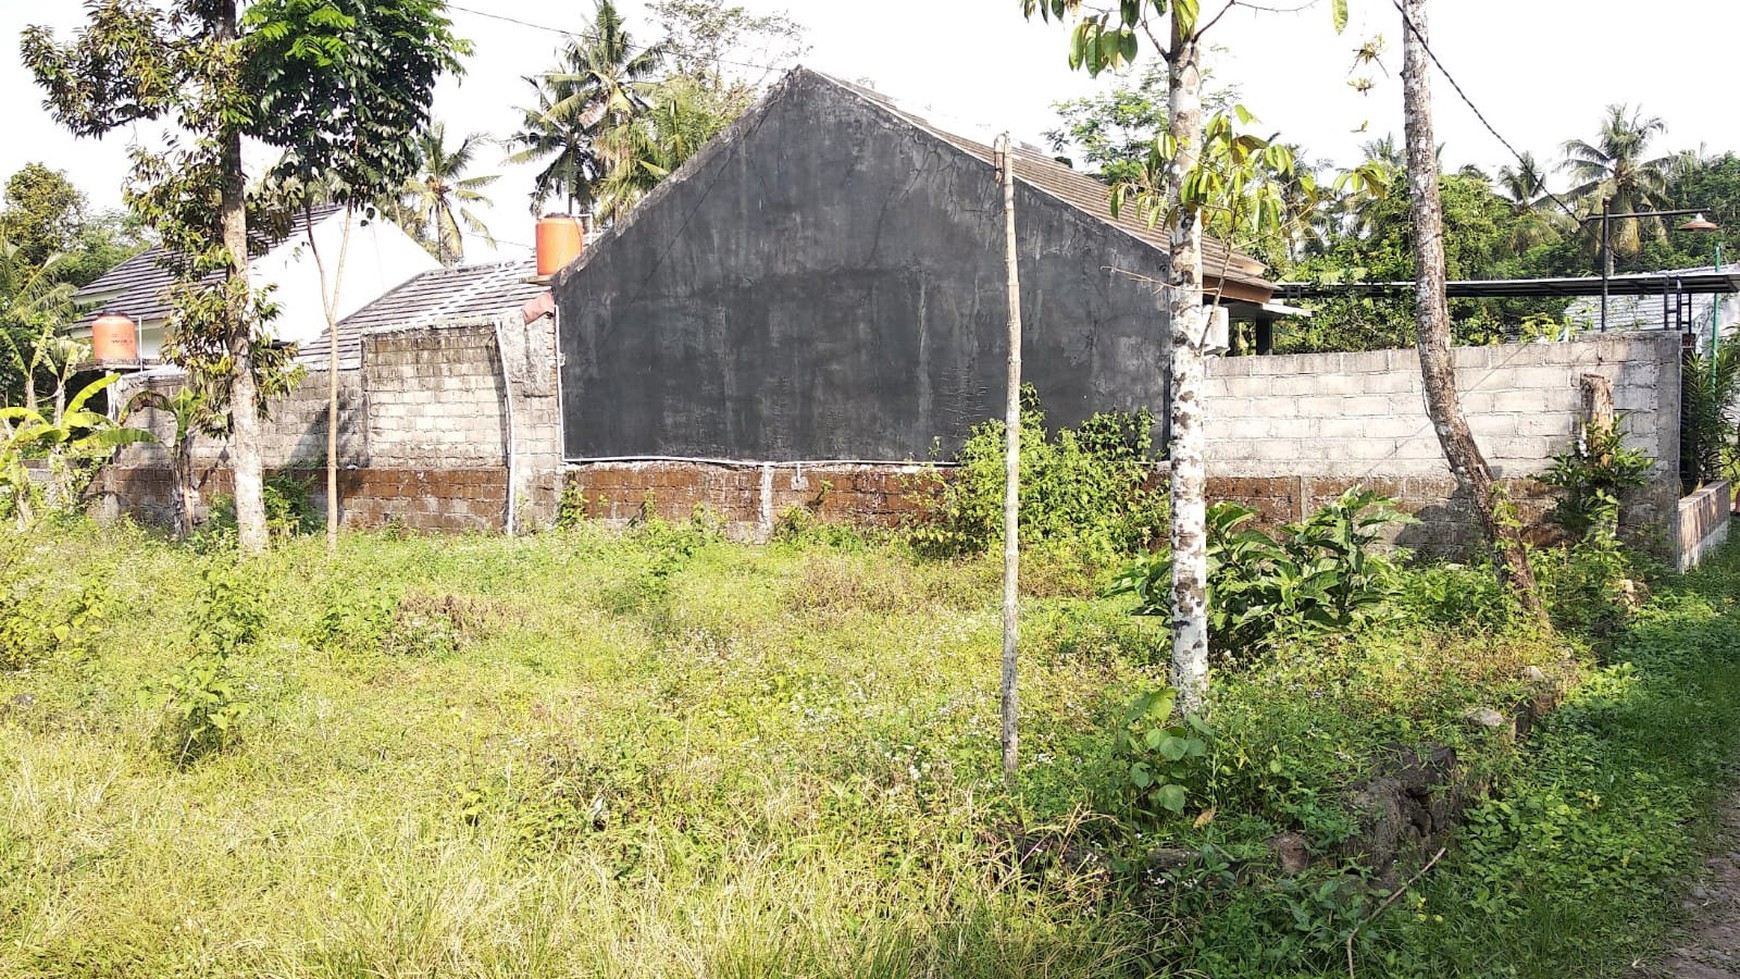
[996,133,1023,786]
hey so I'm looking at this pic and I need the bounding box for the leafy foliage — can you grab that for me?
[142,559,265,764]
[1681,338,1740,492]
[2,374,157,527]
[1541,420,1656,537]
[1110,683,1211,818]
[1109,488,1410,658]
[907,390,1167,564]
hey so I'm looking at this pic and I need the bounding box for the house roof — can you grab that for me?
[1275,268,1740,303]
[826,73,1272,297]
[309,259,549,368]
[554,68,1273,301]
[1563,265,1740,333]
[72,205,343,329]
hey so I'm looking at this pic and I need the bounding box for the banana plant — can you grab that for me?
[122,386,211,538]
[2,374,157,528]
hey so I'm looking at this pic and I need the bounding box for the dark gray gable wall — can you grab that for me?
[554,68,1171,462]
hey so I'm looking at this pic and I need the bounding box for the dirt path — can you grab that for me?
[1655,804,1740,977]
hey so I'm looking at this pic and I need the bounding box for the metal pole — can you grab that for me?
[1713,240,1724,363]
[1600,197,1611,333]
[995,133,1022,787]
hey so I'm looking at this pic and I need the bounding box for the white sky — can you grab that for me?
[4,0,1737,264]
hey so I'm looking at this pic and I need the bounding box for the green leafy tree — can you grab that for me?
[26,0,283,553]
[1562,104,1676,268]
[1021,0,1350,713]
[650,0,806,117]
[399,123,498,268]
[245,0,466,548]
[0,164,85,267]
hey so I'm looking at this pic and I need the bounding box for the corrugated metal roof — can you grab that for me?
[306,259,548,368]
[824,73,1271,292]
[72,206,341,328]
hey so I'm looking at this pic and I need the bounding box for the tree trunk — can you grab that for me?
[216,0,267,555]
[1166,23,1211,715]
[306,207,354,553]
[1401,0,1546,620]
[996,133,1023,785]
[172,434,193,539]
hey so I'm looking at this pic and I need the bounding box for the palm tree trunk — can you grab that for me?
[1402,0,1546,622]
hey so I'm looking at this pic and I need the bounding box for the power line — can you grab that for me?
[443,2,792,77]
[1389,0,1584,224]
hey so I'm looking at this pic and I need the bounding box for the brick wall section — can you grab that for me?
[1203,333,1684,552]
[568,462,936,538]
[96,315,561,533]
[1675,481,1732,571]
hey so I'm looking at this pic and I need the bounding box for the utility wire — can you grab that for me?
[1389,0,1585,224]
[444,2,793,77]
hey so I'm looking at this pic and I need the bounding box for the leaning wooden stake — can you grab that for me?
[996,134,1023,786]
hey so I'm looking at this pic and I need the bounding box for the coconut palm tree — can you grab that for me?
[398,123,498,267]
[507,72,605,216]
[1561,104,1676,268]
[509,0,667,217]
[1495,151,1563,253]
[591,79,726,221]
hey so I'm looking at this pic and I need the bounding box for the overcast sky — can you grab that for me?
[4,0,1736,263]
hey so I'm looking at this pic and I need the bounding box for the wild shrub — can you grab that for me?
[907,389,1167,563]
[201,471,320,544]
[1396,560,1516,631]
[555,482,589,529]
[143,559,264,764]
[0,538,106,671]
[1108,488,1409,659]
[309,586,505,659]
[1540,421,1653,538]
[1108,683,1212,819]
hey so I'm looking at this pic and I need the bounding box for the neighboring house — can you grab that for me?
[71,206,440,360]
[551,67,1279,463]
[1565,264,1740,346]
[100,258,562,533]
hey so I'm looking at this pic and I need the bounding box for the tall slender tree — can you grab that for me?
[401,123,498,268]
[1562,104,1676,267]
[1022,0,1349,713]
[247,0,466,550]
[26,0,276,551]
[1399,0,1545,620]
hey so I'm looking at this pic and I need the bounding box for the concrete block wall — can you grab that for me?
[98,315,563,533]
[1676,481,1732,571]
[1203,334,1684,552]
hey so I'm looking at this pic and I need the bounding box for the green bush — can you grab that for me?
[908,389,1167,564]
[142,559,264,764]
[1540,420,1654,539]
[1108,488,1410,659]
[0,537,106,671]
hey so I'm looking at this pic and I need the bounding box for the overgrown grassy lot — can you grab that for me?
[2,513,1738,978]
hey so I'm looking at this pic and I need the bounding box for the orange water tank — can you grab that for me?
[535,214,586,276]
[91,313,138,362]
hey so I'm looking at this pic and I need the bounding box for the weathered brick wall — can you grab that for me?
[1676,481,1732,571]
[1203,334,1684,552]
[568,461,935,539]
[97,315,562,533]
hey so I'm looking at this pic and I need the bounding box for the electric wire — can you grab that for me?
[1388,0,1585,224]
